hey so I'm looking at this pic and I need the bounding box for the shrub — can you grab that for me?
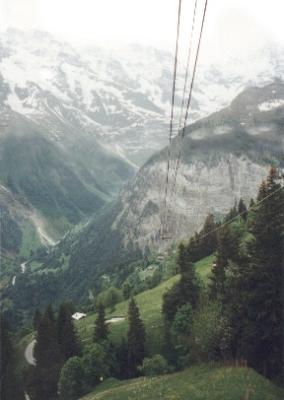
[82,344,110,388]
[190,300,232,362]
[171,303,193,337]
[96,287,122,311]
[140,354,172,377]
[58,357,84,400]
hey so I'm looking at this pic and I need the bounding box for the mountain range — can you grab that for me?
[1,29,283,256]
[5,80,283,311]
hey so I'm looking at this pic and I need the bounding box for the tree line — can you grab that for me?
[22,296,147,399]
[161,168,283,380]
[1,168,282,399]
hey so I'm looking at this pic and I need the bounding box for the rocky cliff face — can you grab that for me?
[6,81,284,309]
[109,81,284,252]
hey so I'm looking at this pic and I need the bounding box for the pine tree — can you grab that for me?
[57,303,80,361]
[94,303,108,343]
[244,168,284,376]
[162,243,199,322]
[200,214,218,255]
[238,198,248,220]
[45,304,56,324]
[127,298,146,376]
[115,339,129,379]
[209,225,239,300]
[225,169,284,378]
[162,321,176,365]
[225,202,238,222]
[33,305,63,400]
[249,198,255,208]
[179,245,199,308]
[186,215,218,262]
[0,316,25,400]
[257,180,268,201]
[58,356,84,400]
[33,309,42,331]
[177,243,190,274]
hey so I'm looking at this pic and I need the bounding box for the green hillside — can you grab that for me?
[81,365,284,400]
[76,255,214,353]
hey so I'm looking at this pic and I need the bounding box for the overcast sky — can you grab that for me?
[0,0,283,59]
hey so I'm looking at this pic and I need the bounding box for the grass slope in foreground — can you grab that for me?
[81,365,284,400]
[76,255,214,354]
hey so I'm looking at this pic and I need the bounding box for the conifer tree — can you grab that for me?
[177,243,190,274]
[238,198,247,220]
[162,321,176,365]
[33,309,42,330]
[115,338,129,379]
[45,303,56,324]
[57,303,80,361]
[257,180,268,201]
[244,168,283,376]
[226,169,283,377]
[179,244,199,308]
[94,303,108,343]
[249,198,255,208]
[127,298,146,376]
[209,225,239,300]
[162,243,199,322]
[225,202,238,222]
[200,214,218,255]
[33,305,62,400]
[186,215,218,262]
[0,316,25,400]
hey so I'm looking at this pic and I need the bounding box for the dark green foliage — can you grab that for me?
[122,282,132,300]
[115,338,129,379]
[127,298,146,376]
[0,206,22,253]
[33,306,63,400]
[224,202,238,222]
[171,304,193,337]
[45,304,56,324]
[220,169,284,379]
[162,283,185,322]
[0,133,104,225]
[82,344,110,388]
[162,244,199,322]
[231,169,283,378]
[0,316,12,380]
[249,198,255,208]
[94,303,109,343]
[179,261,199,309]
[187,214,218,262]
[33,309,42,330]
[170,304,194,367]
[96,287,122,311]
[5,271,61,324]
[189,300,232,362]
[58,356,85,400]
[140,354,172,376]
[162,321,177,365]
[57,303,80,361]
[238,198,248,220]
[209,225,240,300]
[0,316,25,400]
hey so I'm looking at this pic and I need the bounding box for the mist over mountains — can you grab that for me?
[0,28,283,304]
[1,28,283,166]
[5,80,283,309]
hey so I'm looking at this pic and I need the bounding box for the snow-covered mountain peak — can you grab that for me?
[0,28,283,165]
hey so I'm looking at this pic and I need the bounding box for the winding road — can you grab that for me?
[24,339,36,366]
